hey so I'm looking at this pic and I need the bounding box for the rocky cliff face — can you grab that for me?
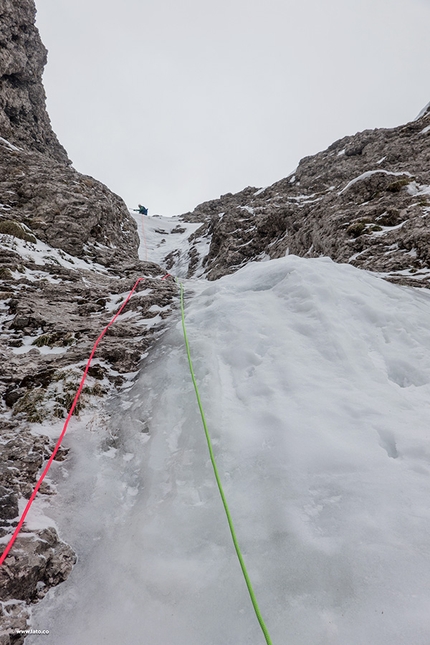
[0,0,68,162]
[0,0,139,269]
[1,143,140,267]
[0,2,176,642]
[164,105,430,287]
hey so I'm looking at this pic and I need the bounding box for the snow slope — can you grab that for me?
[31,255,430,644]
[130,210,204,275]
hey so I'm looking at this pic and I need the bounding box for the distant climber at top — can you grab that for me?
[133,204,148,215]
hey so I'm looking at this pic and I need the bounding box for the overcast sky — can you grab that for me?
[35,0,430,216]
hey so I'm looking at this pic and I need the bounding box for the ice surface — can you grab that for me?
[415,101,430,120]
[254,187,268,196]
[0,136,20,152]
[407,181,430,197]
[130,210,203,274]
[17,497,58,532]
[31,256,430,644]
[238,205,255,214]
[338,169,413,195]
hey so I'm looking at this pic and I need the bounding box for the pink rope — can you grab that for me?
[0,275,170,566]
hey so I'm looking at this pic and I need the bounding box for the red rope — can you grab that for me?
[0,274,171,567]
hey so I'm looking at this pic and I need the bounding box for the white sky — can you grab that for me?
[35,0,430,216]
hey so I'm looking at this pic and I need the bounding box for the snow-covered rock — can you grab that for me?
[167,108,430,287]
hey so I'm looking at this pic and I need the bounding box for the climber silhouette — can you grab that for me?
[133,204,148,215]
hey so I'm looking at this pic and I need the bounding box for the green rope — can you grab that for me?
[177,279,273,645]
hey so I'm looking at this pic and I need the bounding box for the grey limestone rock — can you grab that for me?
[0,528,76,604]
[0,1,177,641]
[0,0,68,163]
[0,142,140,267]
[171,107,430,287]
[0,0,140,269]
[0,250,176,639]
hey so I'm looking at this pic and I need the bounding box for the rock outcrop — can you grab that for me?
[0,0,68,163]
[0,142,140,267]
[0,0,139,269]
[0,1,176,642]
[0,245,175,643]
[165,105,430,287]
